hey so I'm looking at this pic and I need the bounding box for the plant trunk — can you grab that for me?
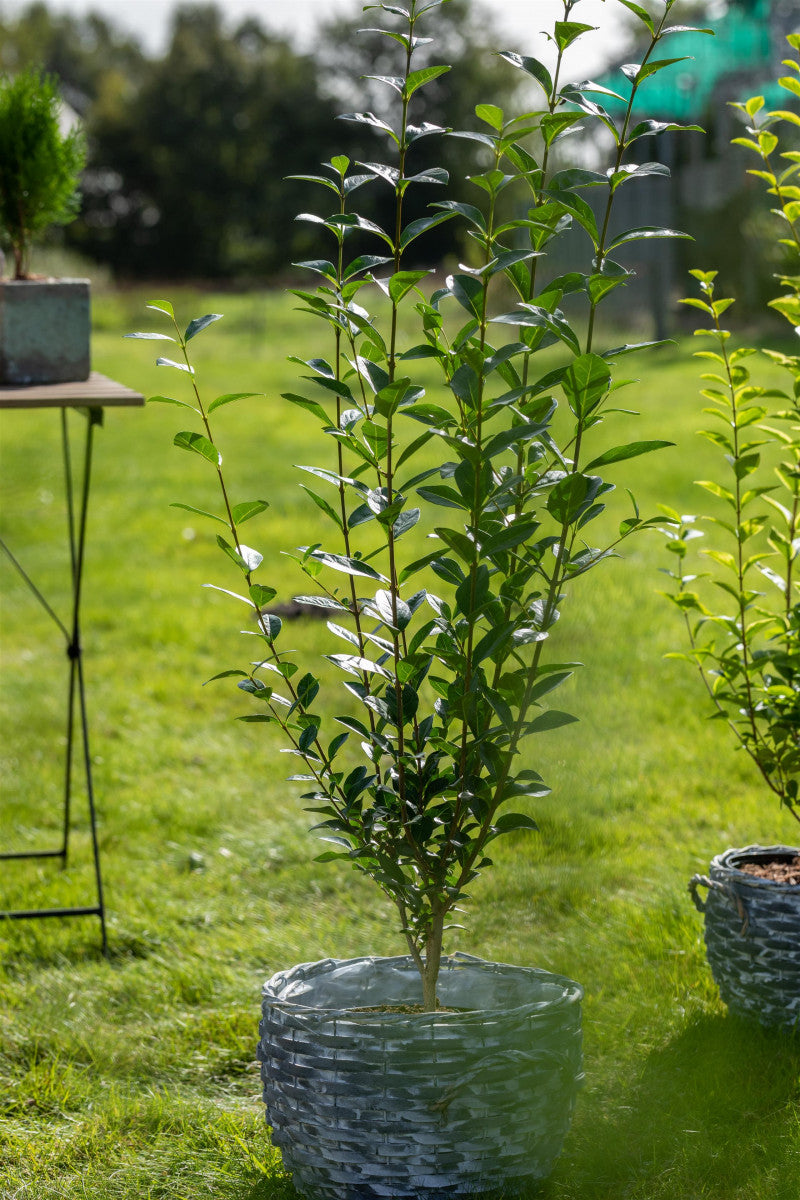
[12,240,25,281]
[420,907,445,1012]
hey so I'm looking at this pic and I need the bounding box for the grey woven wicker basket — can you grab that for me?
[689,844,800,1029]
[258,952,584,1200]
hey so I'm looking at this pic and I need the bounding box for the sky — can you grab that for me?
[0,0,630,75]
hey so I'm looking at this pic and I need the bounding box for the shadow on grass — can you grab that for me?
[553,1013,800,1199]
[236,1172,299,1200]
[222,1015,800,1200]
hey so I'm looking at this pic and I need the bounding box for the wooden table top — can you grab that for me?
[0,372,145,410]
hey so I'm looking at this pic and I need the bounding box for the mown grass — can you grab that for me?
[0,285,798,1199]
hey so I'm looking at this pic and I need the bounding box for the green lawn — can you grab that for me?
[0,286,798,1199]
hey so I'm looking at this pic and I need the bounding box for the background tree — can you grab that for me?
[0,0,532,280]
[0,2,147,112]
[75,5,345,278]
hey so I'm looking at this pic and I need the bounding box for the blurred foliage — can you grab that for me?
[0,0,522,281]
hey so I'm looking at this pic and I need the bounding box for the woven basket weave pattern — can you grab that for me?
[258,954,583,1200]
[701,845,800,1028]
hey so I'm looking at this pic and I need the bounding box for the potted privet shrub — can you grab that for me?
[0,66,89,385]
[131,1,701,1193]
[663,45,800,1030]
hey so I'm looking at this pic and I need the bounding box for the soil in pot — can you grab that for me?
[737,854,800,886]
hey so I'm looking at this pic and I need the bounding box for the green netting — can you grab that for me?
[591,3,777,120]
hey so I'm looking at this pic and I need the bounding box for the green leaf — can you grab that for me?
[146,300,174,318]
[169,502,226,526]
[399,211,456,250]
[584,440,673,471]
[540,112,585,147]
[259,612,282,639]
[208,392,261,414]
[587,271,630,304]
[232,500,269,524]
[498,51,553,96]
[634,57,691,84]
[432,199,487,233]
[185,313,223,342]
[339,110,398,143]
[388,270,430,304]
[393,508,420,539]
[546,473,594,524]
[450,363,480,408]
[405,64,450,98]
[216,536,263,573]
[447,273,484,318]
[375,588,412,631]
[608,226,691,249]
[147,394,199,412]
[157,357,193,374]
[249,584,278,607]
[203,584,255,607]
[475,103,504,130]
[528,710,579,732]
[305,548,385,581]
[492,812,539,835]
[173,431,220,465]
[494,305,581,355]
[628,119,704,142]
[417,485,467,510]
[549,189,600,245]
[300,486,344,530]
[554,21,594,52]
[124,331,175,341]
[616,0,654,33]
[561,353,611,418]
[483,520,541,557]
[283,393,330,424]
[779,74,800,100]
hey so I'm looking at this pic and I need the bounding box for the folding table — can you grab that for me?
[0,373,144,952]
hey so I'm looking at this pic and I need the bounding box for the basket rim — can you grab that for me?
[710,843,800,892]
[262,951,584,1022]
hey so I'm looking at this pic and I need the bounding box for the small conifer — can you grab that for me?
[0,67,86,279]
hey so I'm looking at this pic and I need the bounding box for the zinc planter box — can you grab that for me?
[258,953,584,1200]
[0,278,90,385]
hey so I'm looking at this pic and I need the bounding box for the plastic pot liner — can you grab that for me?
[258,952,584,1200]
[689,844,800,1029]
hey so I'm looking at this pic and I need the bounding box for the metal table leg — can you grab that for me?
[0,406,108,953]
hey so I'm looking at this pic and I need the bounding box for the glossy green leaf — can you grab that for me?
[305,548,385,581]
[553,21,594,52]
[147,394,198,412]
[157,357,193,374]
[562,354,611,418]
[584,440,673,471]
[475,103,504,130]
[405,64,450,98]
[208,392,261,414]
[608,226,692,250]
[617,0,654,33]
[232,500,269,525]
[527,709,579,732]
[173,431,220,465]
[146,300,174,317]
[185,313,223,341]
[124,331,175,341]
[497,51,552,97]
[169,502,226,525]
